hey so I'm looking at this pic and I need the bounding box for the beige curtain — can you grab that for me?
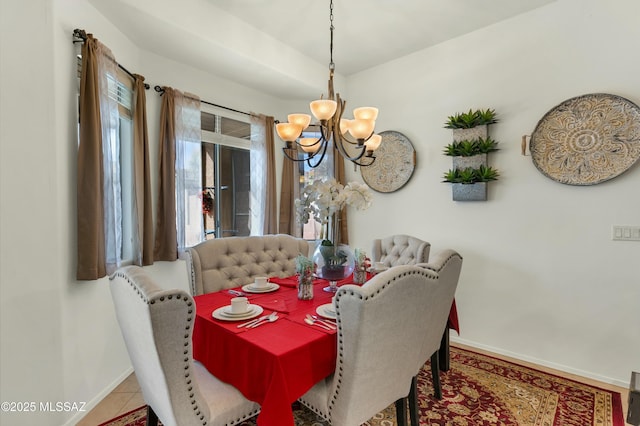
[132,74,154,265]
[334,149,349,245]
[154,87,178,261]
[77,34,105,280]
[263,115,278,234]
[279,142,301,236]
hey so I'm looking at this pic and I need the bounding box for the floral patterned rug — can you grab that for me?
[98,346,624,426]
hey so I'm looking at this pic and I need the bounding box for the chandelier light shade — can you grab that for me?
[299,137,322,153]
[353,107,378,121]
[310,100,338,121]
[277,0,381,168]
[276,122,302,143]
[364,134,382,151]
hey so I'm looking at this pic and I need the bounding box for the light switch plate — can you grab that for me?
[612,225,640,241]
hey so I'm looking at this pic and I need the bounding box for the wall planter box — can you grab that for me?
[452,182,487,201]
[443,109,499,202]
[452,153,487,170]
[452,125,488,142]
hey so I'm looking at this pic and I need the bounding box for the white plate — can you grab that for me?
[316,303,336,319]
[212,305,263,321]
[241,283,280,293]
[368,266,389,273]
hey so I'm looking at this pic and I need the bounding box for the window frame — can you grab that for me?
[200,104,252,240]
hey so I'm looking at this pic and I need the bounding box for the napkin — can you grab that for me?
[268,276,299,288]
[254,297,289,313]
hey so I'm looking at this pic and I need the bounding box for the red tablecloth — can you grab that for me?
[193,279,338,426]
[192,274,459,426]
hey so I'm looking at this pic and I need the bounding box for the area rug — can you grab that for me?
[98,346,624,425]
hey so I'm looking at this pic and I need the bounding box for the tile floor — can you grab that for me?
[76,373,144,426]
[76,343,632,425]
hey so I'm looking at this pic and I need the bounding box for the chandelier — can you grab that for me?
[275,0,382,168]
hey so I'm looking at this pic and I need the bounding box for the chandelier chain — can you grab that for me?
[329,0,334,69]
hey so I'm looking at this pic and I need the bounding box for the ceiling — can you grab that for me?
[88,0,555,99]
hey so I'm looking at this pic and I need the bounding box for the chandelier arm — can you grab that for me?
[334,135,367,162]
[318,123,332,145]
[351,155,376,167]
[283,146,320,163]
[338,134,362,146]
[282,147,304,162]
[294,135,323,149]
[306,138,329,168]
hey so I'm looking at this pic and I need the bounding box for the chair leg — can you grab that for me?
[146,405,159,426]
[395,396,408,426]
[431,351,442,400]
[409,375,419,426]
[438,326,450,372]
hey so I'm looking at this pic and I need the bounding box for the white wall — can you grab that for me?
[1,1,294,425]
[345,0,640,387]
[1,0,638,425]
[1,0,64,425]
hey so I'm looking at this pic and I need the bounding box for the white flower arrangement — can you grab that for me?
[295,178,373,226]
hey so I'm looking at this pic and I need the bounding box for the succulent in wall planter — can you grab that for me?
[442,165,500,184]
[445,108,498,142]
[443,137,499,169]
[442,165,500,201]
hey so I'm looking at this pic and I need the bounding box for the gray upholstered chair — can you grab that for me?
[298,256,461,426]
[371,234,430,267]
[109,266,260,426]
[409,249,462,426]
[185,234,309,295]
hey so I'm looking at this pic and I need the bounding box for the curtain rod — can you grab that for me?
[73,29,150,90]
[153,85,255,118]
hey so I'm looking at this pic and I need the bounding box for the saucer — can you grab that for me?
[316,303,336,320]
[212,305,263,321]
[242,283,280,293]
[222,305,256,317]
[368,265,389,273]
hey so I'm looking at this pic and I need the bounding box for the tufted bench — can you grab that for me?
[185,234,310,295]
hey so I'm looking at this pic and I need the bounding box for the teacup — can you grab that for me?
[254,276,268,288]
[230,296,249,314]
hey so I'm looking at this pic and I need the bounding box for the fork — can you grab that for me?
[249,312,279,328]
[237,314,268,328]
[311,315,337,330]
[305,314,335,330]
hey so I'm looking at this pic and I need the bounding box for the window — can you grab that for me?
[298,127,334,240]
[77,54,135,265]
[201,106,251,239]
[106,70,135,263]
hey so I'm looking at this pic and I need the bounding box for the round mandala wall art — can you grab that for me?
[361,131,416,193]
[529,93,640,185]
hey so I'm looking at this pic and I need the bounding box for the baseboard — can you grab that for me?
[451,336,628,389]
[62,367,134,426]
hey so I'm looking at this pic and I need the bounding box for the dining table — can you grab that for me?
[192,273,459,426]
